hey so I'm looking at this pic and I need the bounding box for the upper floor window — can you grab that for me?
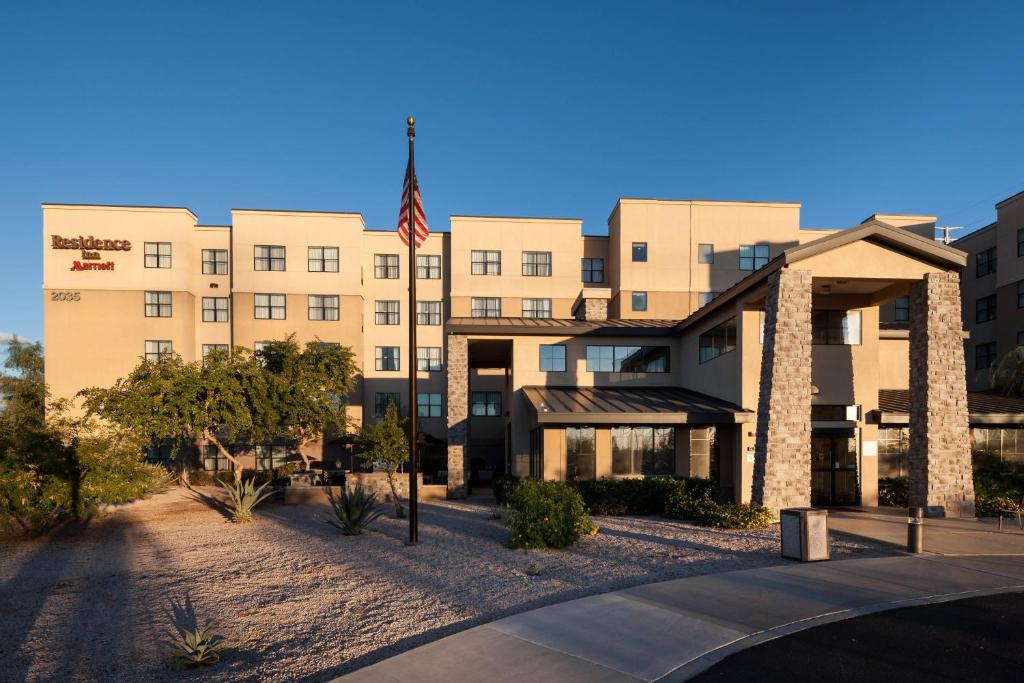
[631,242,648,262]
[522,251,552,276]
[416,254,441,279]
[374,254,400,279]
[375,300,400,325]
[308,295,340,321]
[739,244,770,271]
[417,301,442,325]
[144,242,171,268]
[416,347,442,372]
[202,249,228,275]
[582,257,604,283]
[697,244,714,264]
[471,391,502,417]
[1018,229,1024,257]
[522,298,552,319]
[254,245,285,271]
[375,346,400,371]
[632,291,648,312]
[698,317,736,363]
[202,297,229,323]
[586,345,670,373]
[374,392,400,418]
[540,344,566,372]
[308,246,339,273]
[144,291,172,317]
[894,296,910,322]
[254,293,286,319]
[471,250,501,275]
[471,297,501,318]
[976,247,997,277]
[144,340,172,362]
[976,342,997,370]
[976,294,997,323]
[416,393,442,418]
[253,341,272,353]
[812,310,862,345]
[202,343,229,358]
[1018,281,1024,309]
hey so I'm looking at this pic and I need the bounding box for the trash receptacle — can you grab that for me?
[780,507,830,562]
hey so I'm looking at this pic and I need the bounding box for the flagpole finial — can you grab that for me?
[407,116,415,126]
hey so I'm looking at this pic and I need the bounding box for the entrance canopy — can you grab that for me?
[522,385,754,425]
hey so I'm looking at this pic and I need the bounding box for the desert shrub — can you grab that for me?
[323,485,383,535]
[217,477,275,523]
[665,496,773,529]
[569,476,715,516]
[974,470,1024,517]
[878,476,909,507]
[170,597,226,668]
[507,480,595,549]
[492,474,521,507]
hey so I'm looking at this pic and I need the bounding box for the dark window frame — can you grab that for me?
[471,297,501,317]
[698,318,737,363]
[202,248,228,275]
[202,296,229,323]
[416,254,441,279]
[522,251,552,277]
[470,391,502,417]
[375,300,400,325]
[144,291,172,318]
[739,244,770,271]
[308,294,340,321]
[697,243,714,264]
[254,293,286,320]
[374,253,400,279]
[308,246,339,273]
[144,242,172,268]
[254,245,286,271]
[540,344,567,372]
[582,257,604,283]
[375,346,400,371]
[471,250,501,275]
[522,298,552,318]
[631,242,648,262]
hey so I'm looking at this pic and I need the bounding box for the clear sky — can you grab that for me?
[2,1,1023,343]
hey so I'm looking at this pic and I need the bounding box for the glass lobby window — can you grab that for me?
[308,295,339,321]
[202,344,229,358]
[308,246,339,272]
[582,257,604,283]
[976,247,997,277]
[144,291,172,317]
[697,243,714,264]
[878,427,909,478]
[611,426,674,476]
[144,242,171,268]
[374,392,400,417]
[202,249,228,275]
[522,251,552,276]
[522,298,551,318]
[375,346,400,371]
[374,254,400,279]
[698,317,736,363]
[471,297,501,317]
[976,294,997,323]
[586,345,669,373]
[416,254,441,279]
[254,245,285,271]
[254,293,286,320]
[471,250,501,275]
[471,391,502,416]
[540,344,566,372]
[375,300,400,325]
[894,296,909,321]
[976,342,997,370]
[417,393,442,418]
[739,244,770,271]
[202,297,229,322]
[566,427,596,480]
[255,444,287,471]
[416,346,442,371]
[417,301,442,325]
[144,340,172,361]
[632,291,648,312]
[812,310,862,345]
[631,242,648,262]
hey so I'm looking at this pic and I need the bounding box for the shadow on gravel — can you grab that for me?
[186,487,235,521]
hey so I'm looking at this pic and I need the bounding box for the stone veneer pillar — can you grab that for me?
[446,333,469,498]
[752,268,813,516]
[908,271,975,517]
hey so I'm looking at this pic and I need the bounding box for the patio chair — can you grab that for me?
[996,492,1024,531]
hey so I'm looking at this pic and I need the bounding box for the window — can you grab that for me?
[471,391,502,416]
[144,242,171,268]
[471,297,501,317]
[202,297,229,322]
[374,254,400,279]
[976,342,997,370]
[540,344,566,372]
[697,244,714,264]
[522,298,552,319]
[739,244,770,271]
[417,301,442,325]
[253,341,272,353]
[1019,229,1024,258]
[308,295,339,321]
[582,257,604,283]
[976,247,997,277]
[144,340,172,361]
[375,300,400,325]
[1018,281,1024,309]
[202,444,233,472]
[416,254,441,279]
[878,427,909,478]
[894,296,910,322]
[308,246,339,272]
[812,310,862,345]
[631,242,647,262]
[698,318,737,363]
[611,426,674,476]
[566,427,596,480]
[522,251,552,276]
[417,393,442,418]
[254,293,286,320]
[632,291,648,311]
[971,427,1024,471]
[471,250,501,275]
[202,344,229,358]
[146,441,173,464]
[254,245,285,271]
[586,345,670,373]
[375,346,400,371]
[374,392,400,418]
[1019,331,1024,348]
[416,346,442,372]
[202,249,228,275]
[697,292,716,308]
[976,295,997,323]
[255,444,287,471]
[144,291,172,317]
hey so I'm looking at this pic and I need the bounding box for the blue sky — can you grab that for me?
[2,1,1023,343]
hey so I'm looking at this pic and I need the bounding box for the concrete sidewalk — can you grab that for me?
[335,554,1024,683]
[828,508,1024,555]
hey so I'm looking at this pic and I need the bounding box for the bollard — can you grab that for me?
[907,506,924,553]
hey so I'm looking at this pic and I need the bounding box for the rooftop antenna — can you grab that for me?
[936,226,963,245]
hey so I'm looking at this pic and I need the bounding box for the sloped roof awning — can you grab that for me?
[522,386,754,425]
[877,389,1024,425]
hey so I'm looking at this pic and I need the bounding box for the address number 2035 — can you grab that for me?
[50,291,81,301]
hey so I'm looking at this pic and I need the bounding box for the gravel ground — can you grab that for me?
[0,487,892,682]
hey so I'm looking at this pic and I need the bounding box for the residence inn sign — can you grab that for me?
[51,233,132,271]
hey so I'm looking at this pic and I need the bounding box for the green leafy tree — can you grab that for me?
[991,347,1024,397]
[358,402,409,518]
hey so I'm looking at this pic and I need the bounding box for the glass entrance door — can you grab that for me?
[811,433,858,506]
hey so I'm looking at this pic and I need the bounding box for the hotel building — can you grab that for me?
[43,197,1019,516]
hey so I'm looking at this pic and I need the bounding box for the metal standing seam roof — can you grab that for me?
[446,317,681,335]
[522,386,754,424]
[877,389,1024,425]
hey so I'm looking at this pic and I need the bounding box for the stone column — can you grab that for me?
[908,272,975,517]
[752,269,813,516]
[446,333,469,498]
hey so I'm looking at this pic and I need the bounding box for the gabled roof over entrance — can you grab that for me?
[522,386,754,424]
[878,389,1024,425]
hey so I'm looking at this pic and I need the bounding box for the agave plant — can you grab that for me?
[173,621,226,667]
[217,477,275,523]
[323,484,383,535]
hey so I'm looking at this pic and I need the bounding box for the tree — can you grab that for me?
[358,402,409,518]
[991,347,1024,398]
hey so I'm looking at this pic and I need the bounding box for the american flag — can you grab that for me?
[397,162,428,247]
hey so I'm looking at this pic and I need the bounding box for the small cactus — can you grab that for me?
[218,477,275,523]
[173,621,226,667]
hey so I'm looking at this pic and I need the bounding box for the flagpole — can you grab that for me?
[406,116,419,545]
